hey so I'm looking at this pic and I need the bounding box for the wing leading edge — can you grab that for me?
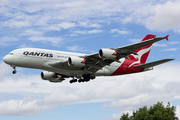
[113,35,169,53]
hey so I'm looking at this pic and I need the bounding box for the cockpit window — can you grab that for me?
[9,53,13,55]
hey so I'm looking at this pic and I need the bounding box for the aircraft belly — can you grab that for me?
[43,67,84,78]
[42,62,85,77]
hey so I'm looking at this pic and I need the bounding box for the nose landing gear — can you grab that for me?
[12,66,17,74]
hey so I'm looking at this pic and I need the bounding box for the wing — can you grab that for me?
[82,35,169,74]
[115,36,168,51]
[112,35,168,59]
[83,53,114,73]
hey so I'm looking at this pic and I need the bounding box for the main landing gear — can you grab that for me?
[69,74,96,84]
[12,66,17,74]
[70,79,77,83]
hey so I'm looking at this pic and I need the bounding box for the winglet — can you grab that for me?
[164,35,169,41]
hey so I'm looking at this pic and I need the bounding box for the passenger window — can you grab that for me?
[9,53,13,55]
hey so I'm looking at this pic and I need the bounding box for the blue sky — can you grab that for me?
[0,0,180,120]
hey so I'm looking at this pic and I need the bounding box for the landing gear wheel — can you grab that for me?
[82,73,91,82]
[70,79,77,83]
[12,70,17,74]
[78,79,84,83]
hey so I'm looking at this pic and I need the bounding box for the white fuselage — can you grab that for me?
[3,48,124,78]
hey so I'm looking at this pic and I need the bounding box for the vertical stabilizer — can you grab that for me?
[128,34,156,64]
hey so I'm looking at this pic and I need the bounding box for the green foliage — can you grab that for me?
[120,102,179,120]
[120,113,130,120]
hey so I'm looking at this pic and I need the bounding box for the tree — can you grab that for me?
[120,102,179,120]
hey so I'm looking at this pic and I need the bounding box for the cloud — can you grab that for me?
[72,29,103,35]
[20,29,64,46]
[129,38,141,43]
[153,43,167,47]
[66,45,87,52]
[3,19,31,28]
[43,87,81,105]
[18,44,33,48]
[79,21,101,28]
[105,62,180,119]
[122,0,180,32]
[0,37,19,46]
[20,28,64,46]
[1,0,180,49]
[0,61,180,116]
[29,36,63,46]
[163,48,178,51]
[0,99,52,116]
[0,0,9,6]
[42,22,76,31]
[58,22,76,29]
[0,0,123,30]
[69,34,78,37]
[110,28,132,35]
[169,41,179,45]
[177,106,180,119]
[66,46,78,51]
[20,29,43,36]
[88,29,103,34]
[148,1,180,31]
[1,0,180,34]
[0,62,12,78]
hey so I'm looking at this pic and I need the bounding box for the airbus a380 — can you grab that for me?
[3,34,174,83]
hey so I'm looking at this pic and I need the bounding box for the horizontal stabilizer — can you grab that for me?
[134,59,174,68]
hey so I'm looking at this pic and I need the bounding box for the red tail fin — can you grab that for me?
[128,34,156,64]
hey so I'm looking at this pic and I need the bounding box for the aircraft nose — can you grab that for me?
[3,55,11,64]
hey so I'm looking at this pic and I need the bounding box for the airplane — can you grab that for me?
[3,34,174,83]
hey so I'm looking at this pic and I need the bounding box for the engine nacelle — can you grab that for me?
[99,49,117,59]
[68,57,86,67]
[41,71,64,83]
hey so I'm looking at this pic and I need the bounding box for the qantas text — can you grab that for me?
[23,51,53,58]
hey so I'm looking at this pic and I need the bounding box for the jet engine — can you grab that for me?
[68,57,86,67]
[41,71,64,83]
[99,49,117,59]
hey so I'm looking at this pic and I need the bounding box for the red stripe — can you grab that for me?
[111,59,144,76]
